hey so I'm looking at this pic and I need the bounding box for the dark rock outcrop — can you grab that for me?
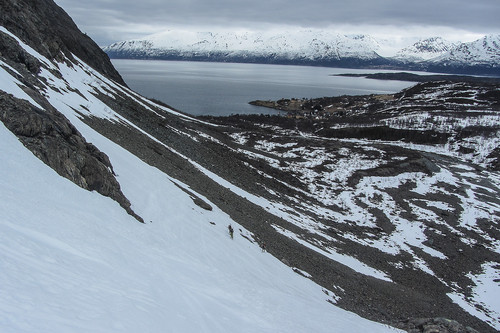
[0,91,143,222]
[487,147,500,171]
[0,0,126,85]
[0,31,41,74]
[0,0,141,221]
[396,317,480,333]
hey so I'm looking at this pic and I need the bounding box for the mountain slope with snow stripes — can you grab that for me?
[0,24,401,333]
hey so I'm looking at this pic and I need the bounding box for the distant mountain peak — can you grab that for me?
[409,37,454,53]
[428,34,500,68]
[394,37,457,62]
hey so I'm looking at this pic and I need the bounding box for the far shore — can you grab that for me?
[334,72,500,83]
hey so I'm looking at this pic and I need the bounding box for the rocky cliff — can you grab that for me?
[0,0,125,85]
[0,0,139,220]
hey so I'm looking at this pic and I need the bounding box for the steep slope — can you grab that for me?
[0,0,125,85]
[0,106,400,333]
[1,1,499,332]
[426,35,500,74]
[0,1,405,332]
[393,37,456,63]
[0,24,140,221]
[0,3,405,332]
[0,109,404,332]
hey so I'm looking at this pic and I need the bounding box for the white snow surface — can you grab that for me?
[0,62,43,109]
[393,37,457,62]
[0,26,403,332]
[0,122,402,333]
[431,35,500,66]
[448,261,500,330]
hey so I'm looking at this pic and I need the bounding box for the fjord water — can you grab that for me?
[112,59,414,116]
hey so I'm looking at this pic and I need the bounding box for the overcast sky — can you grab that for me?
[54,0,499,46]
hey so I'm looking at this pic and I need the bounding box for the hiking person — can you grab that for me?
[228,224,234,239]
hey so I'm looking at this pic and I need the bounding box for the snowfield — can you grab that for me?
[0,121,402,333]
[0,25,403,332]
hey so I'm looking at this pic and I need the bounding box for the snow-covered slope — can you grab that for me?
[428,35,500,67]
[393,37,456,62]
[0,122,397,333]
[0,24,401,332]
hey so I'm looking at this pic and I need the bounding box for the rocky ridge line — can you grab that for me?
[0,0,126,85]
[0,91,143,222]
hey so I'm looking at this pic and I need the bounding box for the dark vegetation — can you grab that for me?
[106,49,395,69]
[105,48,500,76]
[336,72,500,83]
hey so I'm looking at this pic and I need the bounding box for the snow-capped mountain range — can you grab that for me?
[104,30,500,75]
[394,37,458,62]
[109,30,382,60]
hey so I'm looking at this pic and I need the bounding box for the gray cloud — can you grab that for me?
[54,0,500,45]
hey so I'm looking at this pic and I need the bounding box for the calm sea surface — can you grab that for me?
[112,59,415,116]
